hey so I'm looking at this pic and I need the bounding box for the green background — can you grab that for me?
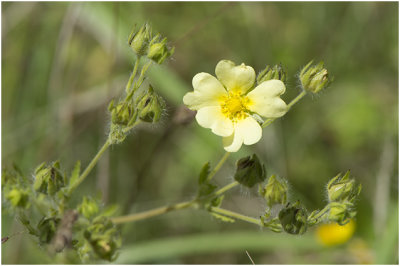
[2,2,398,264]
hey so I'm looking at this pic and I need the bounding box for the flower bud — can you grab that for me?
[34,162,65,195]
[128,23,152,56]
[299,61,332,93]
[147,36,174,64]
[327,171,361,203]
[5,188,29,208]
[327,202,356,225]
[78,197,99,219]
[278,201,308,235]
[260,175,288,207]
[136,85,165,123]
[84,217,121,261]
[234,154,266,188]
[110,102,135,126]
[257,64,286,84]
[108,124,127,145]
[37,217,60,244]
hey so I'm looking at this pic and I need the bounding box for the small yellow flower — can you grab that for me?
[183,60,288,152]
[316,220,356,246]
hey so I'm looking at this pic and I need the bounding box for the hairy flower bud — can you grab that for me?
[110,102,135,126]
[136,85,165,123]
[278,201,308,235]
[327,171,361,203]
[299,61,332,93]
[78,197,100,219]
[84,217,121,261]
[234,154,266,188]
[147,35,174,64]
[128,23,152,56]
[37,217,60,244]
[327,202,356,225]
[257,64,286,84]
[260,175,288,207]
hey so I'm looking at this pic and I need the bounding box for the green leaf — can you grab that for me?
[196,162,217,199]
[198,162,210,185]
[69,161,81,188]
[197,183,217,198]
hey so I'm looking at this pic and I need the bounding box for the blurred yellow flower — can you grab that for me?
[316,220,356,246]
[183,60,288,152]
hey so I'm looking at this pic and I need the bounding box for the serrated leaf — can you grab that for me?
[69,161,81,187]
[198,162,210,185]
[211,213,235,223]
[197,183,217,198]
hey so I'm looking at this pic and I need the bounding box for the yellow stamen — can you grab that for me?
[220,91,251,121]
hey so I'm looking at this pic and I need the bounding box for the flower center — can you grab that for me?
[220,92,251,121]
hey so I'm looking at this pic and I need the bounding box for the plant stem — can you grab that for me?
[210,207,262,226]
[113,180,240,224]
[214,181,239,196]
[69,139,111,192]
[134,61,153,89]
[262,90,307,128]
[111,155,237,225]
[125,57,141,93]
[288,90,307,109]
[111,200,196,224]
[207,152,230,181]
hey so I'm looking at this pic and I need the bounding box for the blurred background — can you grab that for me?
[2,2,398,264]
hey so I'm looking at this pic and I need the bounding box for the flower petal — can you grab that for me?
[222,131,244,152]
[235,116,262,145]
[196,106,234,137]
[183,73,226,110]
[215,60,256,94]
[222,116,262,152]
[247,80,288,118]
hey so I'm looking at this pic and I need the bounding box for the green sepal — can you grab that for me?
[278,201,308,235]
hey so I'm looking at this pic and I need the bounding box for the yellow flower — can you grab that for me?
[316,220,356,246]
[183,60,288,152]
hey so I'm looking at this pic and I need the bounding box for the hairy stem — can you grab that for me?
[69,139,111,192]
[134,61,153,90]
[214,181,239,196]
[125,57,141,93]
[112,180,240,225]
[262,90,307,128]
[111,200,196,224]
[210,207,262,226]
[207,152,230,181]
